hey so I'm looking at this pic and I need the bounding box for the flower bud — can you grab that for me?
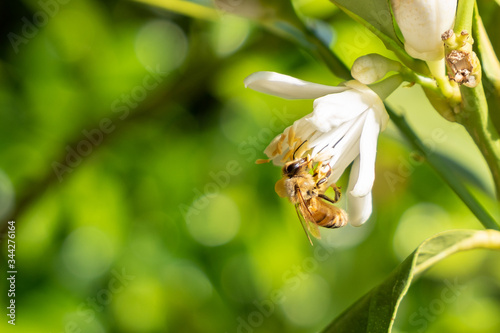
[351,54,402,84]
[391,0,458,61]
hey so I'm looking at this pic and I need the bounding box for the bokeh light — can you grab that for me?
[185,194,240,246]
[393,203,452,260]
[61,227,115,280]
[280,273,331,327]
[135,19,188,72]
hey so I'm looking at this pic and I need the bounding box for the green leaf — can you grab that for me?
[321,229,500,333]
[329,0,428,74]
[433,152,493,196]
[330,0,400,45]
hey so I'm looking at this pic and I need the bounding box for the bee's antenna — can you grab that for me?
[293,140,308,160]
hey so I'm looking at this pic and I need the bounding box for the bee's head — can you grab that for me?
[282,158,307,177]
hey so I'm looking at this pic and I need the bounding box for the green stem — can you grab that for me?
[426,59,461,103]
[472,4,500,92]
[456,82,500,199]
[387,106,500,230]
[454,0,475,33]
[472,3,500,135]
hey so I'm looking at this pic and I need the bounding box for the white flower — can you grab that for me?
[244,71,389,226]
[391,0,458,61]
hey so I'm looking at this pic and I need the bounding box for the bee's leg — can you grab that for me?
[331,184,342,202]
[317,177,341,203]
[314,163,332,189]
[318,193,337,204]
[322,163,332,178]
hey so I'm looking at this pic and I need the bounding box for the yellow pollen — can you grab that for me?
[287,127,296,147]
[282,149,295,163]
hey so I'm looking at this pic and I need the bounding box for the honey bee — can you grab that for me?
[275,155,348,244]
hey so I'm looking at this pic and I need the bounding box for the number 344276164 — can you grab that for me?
[7,221,15,266]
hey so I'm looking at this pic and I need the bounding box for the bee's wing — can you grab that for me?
[294,204,314,245]
[296,188,321,242]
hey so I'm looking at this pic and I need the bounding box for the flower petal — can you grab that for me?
[350,109,380,197]
[345,81,389,129]
[327,138,360,184]
[309,117,357,156]
[347,157,373,226]
[321,112,367,178]
[348,192,373,227]
[391,0,457,61]
[244,71,347,100]
[308,89,371,131]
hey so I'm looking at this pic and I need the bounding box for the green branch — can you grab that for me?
[387,106,500,230]
[456,82,500,199]
[454,0,475,34]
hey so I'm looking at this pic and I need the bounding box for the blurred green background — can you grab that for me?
[1,0,500,332]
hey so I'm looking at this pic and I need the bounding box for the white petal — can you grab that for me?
[244,71,348,100]
[391,0,457,61]
[348,192,373,227]
[350,110,380,197]
[347,157,373,226]
[263,116,318,164]
[263,133,284,159]
[308,89,371,131]
[327,138,360,183]
[323,112,367,170]
[346,80,389,130]
[309,117,356,156]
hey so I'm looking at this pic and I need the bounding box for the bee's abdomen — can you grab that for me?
[316,206,348,229]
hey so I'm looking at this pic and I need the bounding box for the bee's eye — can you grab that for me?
[284,158,307,175]
[285,163,298,174]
